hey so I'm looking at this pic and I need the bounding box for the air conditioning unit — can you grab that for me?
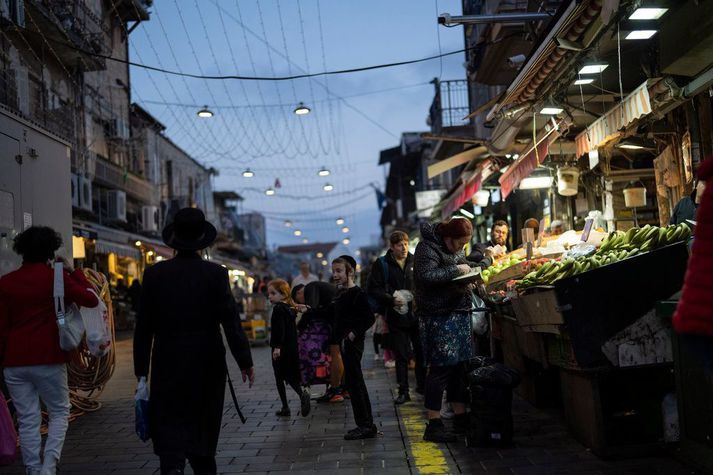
[140,205,159,232]
[70,174,79,208]
[106,190,126,222]
[78,176,93,212]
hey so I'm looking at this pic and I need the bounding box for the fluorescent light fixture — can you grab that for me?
[294,229,302,236]
[518,176,554,190]
[323,183,334,192]
[336,217,345,225]
[265,188,275,196]
[512,154,520,159]
[294,102,311,115]
[625,30,657,40]
[629,8,668,20]
[197,106,214,118]
[540,106,564,115]
[318,167,330,177]
[459,208,475,219]
[574,78,595,85]
[616,136,657,150]
[618,143,645,150]
[578,64,608,74]
[242,168,254,178]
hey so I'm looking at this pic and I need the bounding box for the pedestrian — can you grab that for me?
[670,175,706,225]
[331,255,377,440]
[475,219,509,260]
[134,208,255,475]
[293,281,336,389]
[0,226,99,475]
[291,261,318,288]
[367,231,425,405]
[414,218,476,443]
[128,278,142,313]
[268,279,311,417]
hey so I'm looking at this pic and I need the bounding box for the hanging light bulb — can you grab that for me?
[316,252,324,258]
[284,220,292,227]
[197,106,214,118]
[242,169,254,178]
[265,188,275,196]
[294,102,311,115]
[302,238,309,244]
[323,183,334,192]
[342,226,350,233]
[336,217,345,225]
[342,237,351,245]
[294,229,302,236]
[318,167,331,177]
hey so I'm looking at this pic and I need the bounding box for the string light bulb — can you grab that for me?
[336,217,345,225]
[197,106,214,118]
[323,183,334,192]
[242,169,254,178]
[294,102,311,115]
[318,167,330,177]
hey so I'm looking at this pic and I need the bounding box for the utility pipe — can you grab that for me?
[438,12,553,26]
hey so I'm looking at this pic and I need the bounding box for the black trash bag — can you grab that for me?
[467,363,521,388]
[467,355,496,371]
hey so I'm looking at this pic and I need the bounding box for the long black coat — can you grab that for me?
[269,302,300,385]
[366,250,416,329]
[133,252,253,456]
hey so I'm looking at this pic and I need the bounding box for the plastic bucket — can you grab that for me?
[557,167,580,196]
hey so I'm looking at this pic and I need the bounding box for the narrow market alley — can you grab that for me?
[3,332,694,475]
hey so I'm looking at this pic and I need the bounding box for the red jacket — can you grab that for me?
[0,263,99,367]
[674,156,713,337]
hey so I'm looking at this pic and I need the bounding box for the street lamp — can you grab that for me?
[323,183,334,192]
[294,102,311,115]
[265,188,275,196]
[336,217,345,225]
[242,169,254,178]
[197,106,214,118]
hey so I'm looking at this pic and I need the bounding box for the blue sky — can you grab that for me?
[130,0,466,251]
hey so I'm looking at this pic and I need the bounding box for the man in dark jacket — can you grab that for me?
[367,231,425,404]
[134,208,254,475]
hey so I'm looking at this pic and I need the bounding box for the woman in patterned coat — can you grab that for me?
[414,218,476,443]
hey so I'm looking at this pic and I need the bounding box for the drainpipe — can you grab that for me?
[438,13,553,25]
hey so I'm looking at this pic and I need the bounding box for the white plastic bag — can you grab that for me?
[135,377,150,442]
[80,290,111,358]
[392,290,413,315]
[54,263,85,351]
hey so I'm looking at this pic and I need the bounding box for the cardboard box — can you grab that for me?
[511,289,565,334]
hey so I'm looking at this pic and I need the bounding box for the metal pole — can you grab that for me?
[439,12,552,26]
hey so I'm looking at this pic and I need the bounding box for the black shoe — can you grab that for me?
[300,389,311,417]
[344,425,377,440]
[276,407,291,417]
[394,393,411,405]
[423,419,457,443]
[453,413,469,434]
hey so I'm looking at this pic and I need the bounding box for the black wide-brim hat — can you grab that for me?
[162,207,217,251]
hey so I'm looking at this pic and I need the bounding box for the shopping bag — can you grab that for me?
[54,263,85,351]
[135,377,150,442]
[0,396,17,465]
[80,291,111,358]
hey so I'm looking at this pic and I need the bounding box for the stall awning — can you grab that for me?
[499,118,562,199]
[575,80,654,158]
[94,240,141,259]
[427,145,488,179]
[439,159,496,219]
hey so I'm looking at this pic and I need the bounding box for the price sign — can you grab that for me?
[581,218,594,242]
[538,219,545,248]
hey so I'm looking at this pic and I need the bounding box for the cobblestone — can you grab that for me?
[3,331,697,474]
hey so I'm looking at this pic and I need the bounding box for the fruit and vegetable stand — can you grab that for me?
[479,223,692,456]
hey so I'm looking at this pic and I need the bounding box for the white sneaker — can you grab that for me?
[384,360,396,369]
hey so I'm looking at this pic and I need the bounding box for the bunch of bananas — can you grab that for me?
[517,223,691,289]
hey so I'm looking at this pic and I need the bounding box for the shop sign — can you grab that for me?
[416,189,446,218]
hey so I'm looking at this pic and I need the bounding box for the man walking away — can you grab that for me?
[367,231,425,404]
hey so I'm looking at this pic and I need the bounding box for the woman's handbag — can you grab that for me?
[0,395,17,465]
[53,262,85,351]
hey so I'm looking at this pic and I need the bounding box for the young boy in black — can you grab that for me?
[331,255,377,440]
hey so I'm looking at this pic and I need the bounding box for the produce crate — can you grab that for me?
[546,242,688,368]
[511,288,564,334]
[487,261,528,288]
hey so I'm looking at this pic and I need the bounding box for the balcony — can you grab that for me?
[110,0,151,22]
[93,155,155,205]
[428,79,471,135]
[24,0,107,72]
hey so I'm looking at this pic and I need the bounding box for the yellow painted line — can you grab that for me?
[398,402,454,474]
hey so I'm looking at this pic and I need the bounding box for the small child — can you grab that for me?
[331,255,377,440]
[268,279,311,417]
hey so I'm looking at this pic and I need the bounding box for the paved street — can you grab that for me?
[4,331,695,475]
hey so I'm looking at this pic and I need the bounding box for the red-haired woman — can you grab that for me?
[414,217,476,443]
[268,279,311,418]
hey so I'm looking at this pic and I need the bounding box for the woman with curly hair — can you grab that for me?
[268,279,311,417]
[0,226,98,475]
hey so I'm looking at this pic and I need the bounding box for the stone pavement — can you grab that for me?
[4,331,696,474]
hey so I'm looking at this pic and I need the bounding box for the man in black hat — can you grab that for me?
[134,208,255,475]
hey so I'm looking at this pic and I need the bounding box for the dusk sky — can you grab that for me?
[129,1,467,251]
